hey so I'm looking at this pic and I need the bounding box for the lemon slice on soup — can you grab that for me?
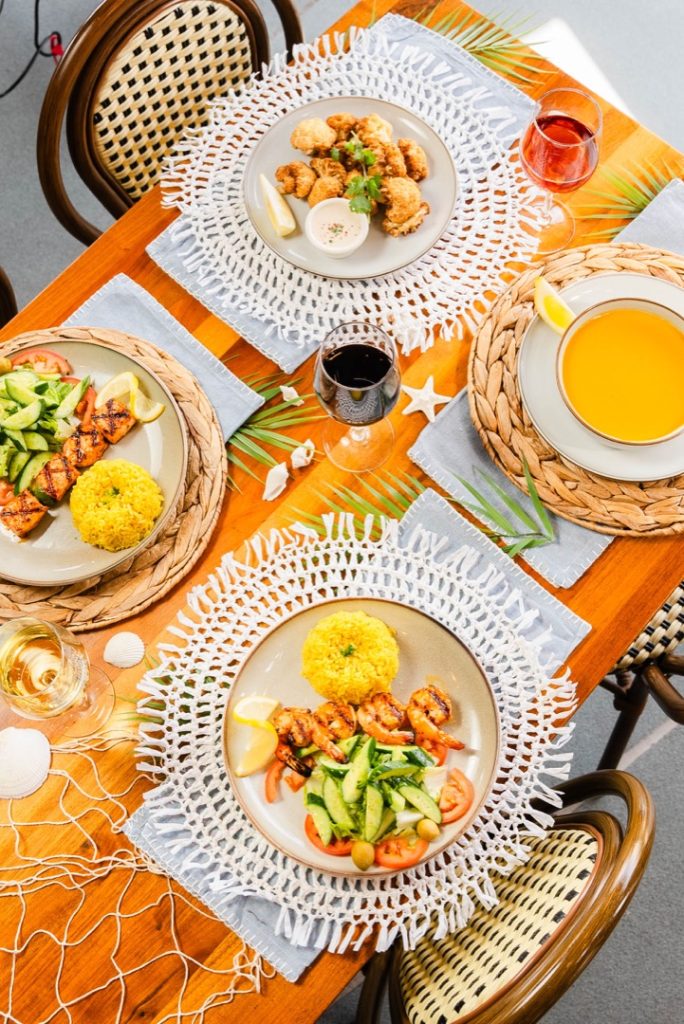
[534,277,576,334]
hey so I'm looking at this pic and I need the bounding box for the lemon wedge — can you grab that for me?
[95,371,139,408]
[533,276,576,334]
[259,174,296,237]
[130,387,165,424]
[234,722,278,777]
[233,695,279,726]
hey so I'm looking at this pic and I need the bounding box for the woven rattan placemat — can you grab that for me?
[468,243,684,536]
[0,326,226,630]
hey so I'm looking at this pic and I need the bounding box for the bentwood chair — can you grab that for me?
[37,0,303,246]
[356,770,653,1024]
[599,580,684,768]
[0,268,18,328]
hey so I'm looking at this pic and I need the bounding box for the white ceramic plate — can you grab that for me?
[1,339,188,586]
[223,597,500,877]
[518,272,684,480]
[243,96,458,281]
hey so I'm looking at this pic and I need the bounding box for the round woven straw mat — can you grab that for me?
[468,243,684,536]
[0,326,226,630]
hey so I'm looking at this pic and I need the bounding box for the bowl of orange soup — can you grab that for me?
[557,297,684,446]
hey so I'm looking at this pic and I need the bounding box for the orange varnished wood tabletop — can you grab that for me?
[1,0,683,1021]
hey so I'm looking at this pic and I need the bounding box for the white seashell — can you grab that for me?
[279,385,304,406]
[291,439,315,469]
[0,727,51,799]
[263,462,289,501]
[103,631,145,669]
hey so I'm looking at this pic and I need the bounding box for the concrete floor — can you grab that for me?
[0,2,683,1022]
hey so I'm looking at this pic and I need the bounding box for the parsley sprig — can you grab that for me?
[331,133,383,216]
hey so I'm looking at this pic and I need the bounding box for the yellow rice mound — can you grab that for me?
[301,610,399,704]
[70,459,164,552]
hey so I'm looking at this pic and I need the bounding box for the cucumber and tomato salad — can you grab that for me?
[267,732,474,870]
[0,348,95,503]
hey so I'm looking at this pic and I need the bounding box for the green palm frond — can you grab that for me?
[453,461,554,555]
[291,469,427,539]
[579,162,680,239]
[414,6,547,84]
[227,373,324,488]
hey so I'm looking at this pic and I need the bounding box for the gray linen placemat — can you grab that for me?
[124,487,588,979]
[64,274,263,440]
[616,178,684,247]
[147,13,535,373]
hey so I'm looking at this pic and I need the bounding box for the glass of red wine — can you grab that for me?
[520,87,602,255]
[314,322,401,473]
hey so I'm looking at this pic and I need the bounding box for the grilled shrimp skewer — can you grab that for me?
[272,707,314,776]
[406,683,464,750]
[311,701,356,762]
[357,693,413,745]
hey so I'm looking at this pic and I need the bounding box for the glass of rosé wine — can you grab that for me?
[520,87,602,255]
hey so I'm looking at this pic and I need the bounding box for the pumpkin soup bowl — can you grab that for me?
[555,296,684,447]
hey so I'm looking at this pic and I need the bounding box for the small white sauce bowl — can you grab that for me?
[304,198,369,259]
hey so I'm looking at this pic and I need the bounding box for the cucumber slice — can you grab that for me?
[0,443,13,477]
[16,451,51,493]
[23,431,49,451]
[295,743,320,758]
[337,734,360,758]
[8,450,31,482]
[386,787,406,813]
[363,784,384,842]
[398,784,442,824]
[403,747,436,768]
[318,756,350,779]
[372,762,419,781]
[322,776,354,830]
[4,429,27,451]
[54,376,89,419]
[341,736,376,804]
[371,807,396,843]
[2,399,43,430]
[5,379,39,406]
[306,798,334,848]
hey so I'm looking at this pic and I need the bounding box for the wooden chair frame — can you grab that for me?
[37,0,303,246]
[356,770,654,1024]
[0,268,18,328]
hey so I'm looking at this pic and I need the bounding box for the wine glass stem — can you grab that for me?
[540,190,554,227]
[350,426,370,445]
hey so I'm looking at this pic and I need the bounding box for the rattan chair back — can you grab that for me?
[0,267,18,328]
[38,0,303,245]
[357,770,653,1024]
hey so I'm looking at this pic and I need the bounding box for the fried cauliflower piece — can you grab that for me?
[290,117,336,155]
[327,113,357,142]
[380,177,422,223]
[383,200,430,236]
[308,175,344,206]
[275,161,317,198]
[356,114,393,149]
[310,157,347,185]
[398,138,429,181]
[381,143,407,178]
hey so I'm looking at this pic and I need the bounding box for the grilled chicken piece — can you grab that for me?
[0,490,48,537]
[62,425,109,468]
[30,454,79,507]
[91,398,136,444]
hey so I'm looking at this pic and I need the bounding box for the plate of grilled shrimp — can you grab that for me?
[0,338,187,586]
[243,96,458,280]
[223,598,500,876]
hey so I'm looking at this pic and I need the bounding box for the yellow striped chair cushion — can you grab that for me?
[91,1,255,200]
[398,829,599,1024]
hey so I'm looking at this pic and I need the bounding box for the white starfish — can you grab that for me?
[401,376,453,423]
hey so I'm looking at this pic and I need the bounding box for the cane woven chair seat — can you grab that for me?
[614,579,684,671]
[91,2,255,200]
[398,828,599,1024]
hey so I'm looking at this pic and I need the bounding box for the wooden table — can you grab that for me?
[1,1,682,1021]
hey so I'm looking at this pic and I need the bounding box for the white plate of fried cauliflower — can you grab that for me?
[243,96,458,280]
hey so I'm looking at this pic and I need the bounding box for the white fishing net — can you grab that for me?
[162,25,541,357]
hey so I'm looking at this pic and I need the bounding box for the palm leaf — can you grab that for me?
[415,6,547,84]
[579,162,680,239]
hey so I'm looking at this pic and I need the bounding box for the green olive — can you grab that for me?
[351,840,376,871]
[0,357,12,375]
[417,818,440,842]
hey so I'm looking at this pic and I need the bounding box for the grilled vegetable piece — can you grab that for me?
[91,398,136,444]
[61,425,109,468]
[0,490,47,537]
[30,454,79,507]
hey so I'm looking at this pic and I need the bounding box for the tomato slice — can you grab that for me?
[0,481,15,506]
[284,770,307,793]
[439,768,474,824]
[10,348,71,375]
[62,377,96,425]
[264,759,285,803]
[415,733,448,766]
[304,815,353,856]
[374,836,429,870]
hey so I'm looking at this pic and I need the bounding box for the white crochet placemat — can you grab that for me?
[159,20,541,362]
[132,516,576,955]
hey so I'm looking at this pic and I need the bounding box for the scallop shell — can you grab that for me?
[291,439,315,469]
[0,727,51,799]
[263,462,289,501]
[103,631,145,669]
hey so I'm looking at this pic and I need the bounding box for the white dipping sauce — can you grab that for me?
[304,198,369,258]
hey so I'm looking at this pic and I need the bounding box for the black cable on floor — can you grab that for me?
[0,0,62,99]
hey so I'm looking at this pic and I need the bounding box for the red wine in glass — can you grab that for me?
[521,114,599,193]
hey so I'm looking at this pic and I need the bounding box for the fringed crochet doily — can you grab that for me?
[162,24,541,355]
[135,516,576,955]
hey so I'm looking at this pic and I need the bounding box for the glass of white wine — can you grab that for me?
[0,617,115,736]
